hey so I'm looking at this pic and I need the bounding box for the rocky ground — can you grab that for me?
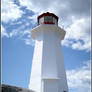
[1,84,35,92]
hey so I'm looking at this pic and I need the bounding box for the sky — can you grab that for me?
[1,0,91,92]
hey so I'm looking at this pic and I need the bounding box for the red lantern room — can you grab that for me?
[37,12,59,25]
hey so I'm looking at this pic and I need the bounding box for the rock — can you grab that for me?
[1,84,35,92]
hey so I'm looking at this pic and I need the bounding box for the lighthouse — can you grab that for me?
[29,12,68,92]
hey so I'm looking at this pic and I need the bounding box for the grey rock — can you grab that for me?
[1,84,35,92]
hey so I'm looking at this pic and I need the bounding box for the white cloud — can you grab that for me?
[19,0,90,22]
[23,30,30,35]
[9,30,19,37]
[19,0,73,25]
[65,18,90,40]
[62,17,91,52]
[23,38,35,46]
[1,0,23,22]
[1,0,24,38]
[28,14,38,25]
[1,25,9,38]
[66,60,91,92]
[20,30,35,46]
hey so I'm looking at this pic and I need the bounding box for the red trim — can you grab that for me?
[44,22,54,24]
[38,22,55,25]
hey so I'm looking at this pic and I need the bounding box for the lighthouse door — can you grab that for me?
[41,79,59,92]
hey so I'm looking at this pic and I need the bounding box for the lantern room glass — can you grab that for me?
[53,17,57,24]
[44,16,53,22]
[39,17,44,24]
[39,15,58,25]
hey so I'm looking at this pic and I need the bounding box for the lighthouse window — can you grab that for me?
[53,17,57,24]
[39,17,44,24]
[44,16,53,22]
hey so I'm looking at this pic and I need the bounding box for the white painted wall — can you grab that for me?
[29,24,68,92]
[42,79,59,92]
[29,40,43,92]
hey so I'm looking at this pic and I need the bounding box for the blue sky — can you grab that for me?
[1,0,91,92]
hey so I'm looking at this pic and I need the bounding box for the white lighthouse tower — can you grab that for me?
[29,12,68,92]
